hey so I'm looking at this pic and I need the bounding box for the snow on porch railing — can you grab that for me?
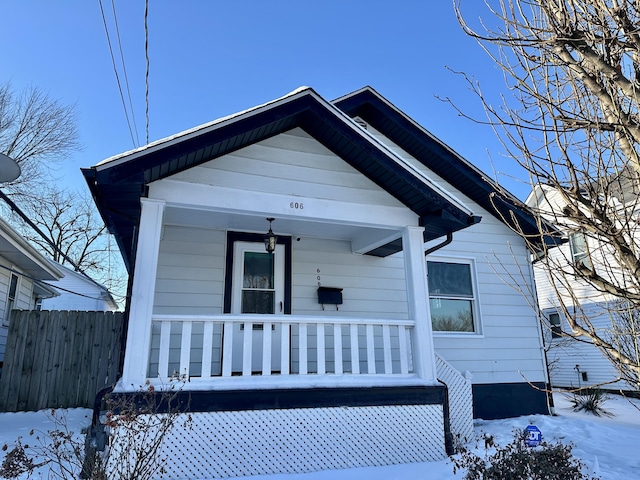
[147,315,414,381]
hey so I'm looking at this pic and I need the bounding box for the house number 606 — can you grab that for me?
[290,202,304,209]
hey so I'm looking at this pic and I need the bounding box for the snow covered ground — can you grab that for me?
[0,392,638,479]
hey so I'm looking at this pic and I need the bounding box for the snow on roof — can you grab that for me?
[97,86,314,168]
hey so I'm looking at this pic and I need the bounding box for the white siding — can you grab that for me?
[534,243,611,311]
[368,125,547,385]
[428,219,546,384]
[0,267,8,362]
[149,126,547,387]
[41,272,115,311]
[169,128,406,208]
[16,276,33,310]
[153,226,226,315]
[545,306,636,390]
[0,262,35,363]
[153,227,409,319]
[292,237,408,319]
[529,186,639,391]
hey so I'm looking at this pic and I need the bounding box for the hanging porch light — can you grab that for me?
[264,217,278,254]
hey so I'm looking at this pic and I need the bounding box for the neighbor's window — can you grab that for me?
[2,274,18,327]
[569,232,592,270]
[427,260,477,333]
[549,312,562,339]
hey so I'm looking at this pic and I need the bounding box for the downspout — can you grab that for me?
[424,232,453,257]
[527,246,555,415]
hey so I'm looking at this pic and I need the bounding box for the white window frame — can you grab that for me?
[427,256,482,336]
[568,231,592,270]
[548,311,562,339]
[2,273,19,327]
[231,241,285,315]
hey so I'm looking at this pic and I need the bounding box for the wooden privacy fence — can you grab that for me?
[0,310,124,412]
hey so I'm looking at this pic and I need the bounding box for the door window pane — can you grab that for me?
[242,291,275,314]
[242,251,275,314]
[243,252,273,288]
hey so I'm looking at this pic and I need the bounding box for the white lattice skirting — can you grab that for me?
[108,404,446,479]
[435,354,474,443]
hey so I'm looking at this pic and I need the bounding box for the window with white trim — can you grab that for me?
[2,273,18,327]
[549,312,562,339]
[427,259,478,333]
[569,231,592,270]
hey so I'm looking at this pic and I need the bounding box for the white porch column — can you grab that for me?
[120,198,166,389]
[403,226,437,382]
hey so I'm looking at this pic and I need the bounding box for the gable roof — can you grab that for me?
[333,86,548,243]
[83,87,481,271]
[0,216,61,281]
[41,259,118,311]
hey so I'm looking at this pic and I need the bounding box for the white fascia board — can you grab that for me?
[0,216,62,280]
[33,279,60,299]
[95,87,315,170]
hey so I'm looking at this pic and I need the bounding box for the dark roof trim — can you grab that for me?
[84,87,479,270]
[333,87,555,246]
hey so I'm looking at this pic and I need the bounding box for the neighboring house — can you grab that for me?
[38,260,118,312]
[528,184,640,392]
[83,86,550,478]
[0,216,62,370]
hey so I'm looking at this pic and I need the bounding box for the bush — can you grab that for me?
[568,388,613,417]
[0,409,89,479]
[0,382,189,480]
[451,429,598,480]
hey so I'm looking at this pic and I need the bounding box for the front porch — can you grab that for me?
[106,311,475,479]
[105,198,475,477]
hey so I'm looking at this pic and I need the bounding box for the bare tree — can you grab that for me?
[453,0,640,388]
[4,187,126,307]
[0,82,80,193]
[0,82,125,306]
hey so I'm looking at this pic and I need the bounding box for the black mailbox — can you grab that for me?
[317,286,343,310]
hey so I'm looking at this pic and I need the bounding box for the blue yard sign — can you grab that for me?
[525,425,542,447]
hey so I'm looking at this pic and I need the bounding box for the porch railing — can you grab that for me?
[147,315,414,381]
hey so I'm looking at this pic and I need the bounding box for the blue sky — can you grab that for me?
[0,1,529,199]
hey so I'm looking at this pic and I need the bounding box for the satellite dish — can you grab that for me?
[0,154,21,182]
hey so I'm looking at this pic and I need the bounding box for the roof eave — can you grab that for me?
[86,87,482,266]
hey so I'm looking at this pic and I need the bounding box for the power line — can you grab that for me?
[0,190,84,274]
[144,0,150,145]
[110,0,140,144]
[0,262,108,303]
[0,192,119,304]
[98,0,138,148]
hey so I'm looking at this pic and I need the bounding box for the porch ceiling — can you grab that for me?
[163,205,399,248]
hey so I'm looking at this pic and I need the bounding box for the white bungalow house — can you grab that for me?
[83,86,551,478]
[0,216,61,372]
[38,260,118,312]
[527,183,640,392]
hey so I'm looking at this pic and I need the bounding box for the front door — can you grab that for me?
[231,241,284,373]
